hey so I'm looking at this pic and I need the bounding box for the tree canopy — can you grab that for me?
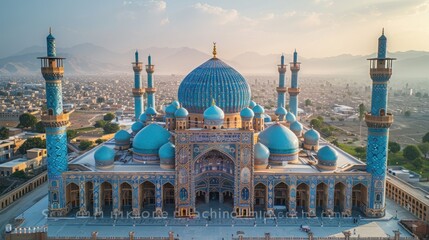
[78,140,93,151]
[0,126,9,140]
[18,113,37,128]
[403,145,422,161]
[103,113,116,121]
[388,141,401,153]
[18,137,46,154]
[103,123,120,134]
[423,132,429,143]
[34,121,45,133]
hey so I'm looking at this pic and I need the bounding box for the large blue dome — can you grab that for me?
[94,146,115,169]
[178,58,251,114]
[259,123,299,154]
[133,123,171,154]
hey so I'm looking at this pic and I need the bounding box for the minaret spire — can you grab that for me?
[365,29,396,217]
[146,55,156,110]
[132,50,144,120]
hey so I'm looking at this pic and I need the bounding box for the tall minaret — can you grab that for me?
[145,55,156,109]
[132,51,144,120]
[275,54,287,121]
[365,29,395,217]
[38,28,69,216]
[289,50,301,118]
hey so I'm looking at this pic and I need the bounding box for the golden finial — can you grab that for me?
[212,42,217,58]
[212,98,216,106]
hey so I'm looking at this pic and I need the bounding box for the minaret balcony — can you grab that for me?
[289,63,301,71]
[146,65,155,73]
[41,67,64,77]
[42,112,70,128]
[146,87,157,93]
[370,68,392,79]
[365,113,393,128]
[276,87,287,93]
[133,63,143,72]
[277,65,287,73]
[287,87,301,96]
[132,88,145,96]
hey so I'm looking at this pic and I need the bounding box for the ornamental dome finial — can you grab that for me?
[49,27,52,34]
[212,98,216,106]
[212,42,217,58]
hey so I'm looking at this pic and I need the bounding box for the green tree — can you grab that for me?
[18,113,37,128]
[103,113,115,121]
[10,170,27,179]
[317,116,324,122]
[34,121,45,133]
[103,123,120,134]
[78,140,93,151]
[96,97,105,104]
[95,139,105,144]
[412,158,423,169]
[18,137,46,154]
[423,132,429,143]
[388,141,401,153]
[310,119,322,129]
[403,145,422,161]
[67,129,78,141]
[305,99,312,106]
[321,127,332,137]
[417,143,429,158]
[94,120,107,128]
[331,139,339,147]
[0,126,9,140]
[404,110,411,117]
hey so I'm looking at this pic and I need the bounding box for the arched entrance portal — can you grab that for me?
[194,150,235,214]
[352,183,368,214]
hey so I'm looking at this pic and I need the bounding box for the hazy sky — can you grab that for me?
[1,0,428,58]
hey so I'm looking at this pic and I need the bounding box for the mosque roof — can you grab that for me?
[94,146,115,162]
[290,121,303,132]
[178,56,251,114]
[304,128,320,143]
[254,142,270,161]
[317,145,338,162]
[258,123,299,154]
[286,111,296,123]
[253,104,265,115]
[165,103,178,115]
[249,100,256,109]
[275,107,287,116]
[133,123,171,154]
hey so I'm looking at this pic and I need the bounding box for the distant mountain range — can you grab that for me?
[1,43,428,78]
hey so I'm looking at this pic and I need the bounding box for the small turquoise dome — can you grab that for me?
[94,146,115,169]
[286,112,296,123]
[264,114,271,122]
[275,107,287,116]
[131,121,144,133]
[145,107,157,115]
[253,104,265,115]
[171,100,180,108]
[114,130,131,142]
[139,113,147,122]
[159,142,175,169]
[249,101,257,109]
[159,142,175,159]
[204,103,225,120]
[254,142,270,161]
[304,128,320,144]
[240,107,254,119]
[165,103,178,116]
[133,123,171,154]
[254,142,269,168]
[290,121,303,132]
[317,146,338,162]
[175,107,189,118]
[259,123,299,154]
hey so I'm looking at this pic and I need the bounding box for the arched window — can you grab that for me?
[379,109,385,116]
[48,109,54,115]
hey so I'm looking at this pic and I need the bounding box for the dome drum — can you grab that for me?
[303,142,319,151]
[95,160,114,169]
[160,158,175,169]
[114,130,131,150]
[268,153,299,166]
[203,119,224,130]
[317,160,337,171]
[303,128,320,151]
[94,146,115,170]
[133,152,160,164]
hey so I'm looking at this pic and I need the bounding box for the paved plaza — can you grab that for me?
[14,196,416,239]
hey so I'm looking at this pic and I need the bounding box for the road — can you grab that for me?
[0,182,48,237]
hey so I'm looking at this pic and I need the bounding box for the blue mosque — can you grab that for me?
[39,29,395,220]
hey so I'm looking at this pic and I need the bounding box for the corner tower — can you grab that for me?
[276,54,287,121]
[145,55,156,110]
[289,50,301,118]
[365,29,395,217]
[38,28,69,216]
[132,51,145,120]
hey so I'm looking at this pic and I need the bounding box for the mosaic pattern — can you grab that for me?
[370,83,388,115]
[46,82,63,115]
[46,127,68,178]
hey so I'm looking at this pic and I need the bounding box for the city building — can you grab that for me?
[40,30,395,220]
[0,148,46,176]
